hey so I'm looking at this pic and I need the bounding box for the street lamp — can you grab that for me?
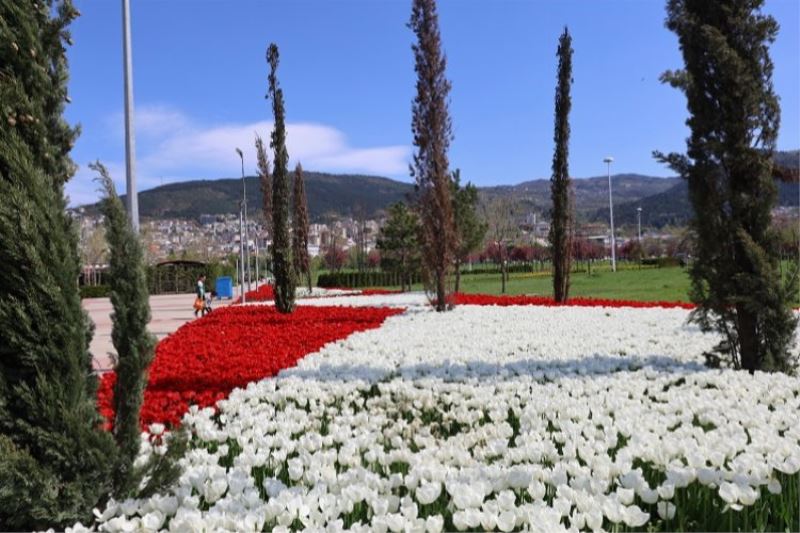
[637,207,642,243]
[236,148,251,295]
[122,0,139,232]
[235,148,247,303]
[604,156,616,272]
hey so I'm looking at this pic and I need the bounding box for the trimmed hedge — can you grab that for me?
[79,285,111,299]
[317,271,422,289]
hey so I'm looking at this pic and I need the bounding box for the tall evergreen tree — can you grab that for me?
[266,43,295,313]
[377,202,421,292]
[92,162,156,496]
[549,27,574,303]
[0,2,117,528]
[657,0,797,372]
[409,0,456,312]
[451,169,487,293]
[292,163,312,292]
[255,134,272,238]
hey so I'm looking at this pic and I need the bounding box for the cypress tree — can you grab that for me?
[92,162,157,496]
[0,2,117,528]
[657,0,798,372]
[266,43,295,313]
[292,163,312,292]
[409,0,456,312]
[549,27,574,303]
[255,133,272,238]
[451,169,487,293]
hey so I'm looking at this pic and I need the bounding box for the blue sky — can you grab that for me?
[65,0,800,206]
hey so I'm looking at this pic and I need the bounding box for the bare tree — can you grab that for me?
[255,134,272,238]
[483,197,519,294]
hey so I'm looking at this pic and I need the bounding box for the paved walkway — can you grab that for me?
[83,292,236,372]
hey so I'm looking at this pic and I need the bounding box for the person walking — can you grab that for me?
[194,274,206,317]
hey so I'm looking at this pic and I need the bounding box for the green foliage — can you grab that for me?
[409,0,456,311]
[133,428,189,500]
[266,43,296,313]
[80,284,111,299]
[657,0,798,372]
[0,2,117,528]
[94,162,159,497]
[292,163,312,291]
[451,170,487,292]
[549,26,574,303]
[377,202,422,291]
[255,134,272,235]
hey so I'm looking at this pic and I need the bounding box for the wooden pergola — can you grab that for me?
[152,260,207,294]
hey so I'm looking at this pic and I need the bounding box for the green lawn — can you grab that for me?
[351,261,799,304]
[459,267,693,301]
[386,266,693,302]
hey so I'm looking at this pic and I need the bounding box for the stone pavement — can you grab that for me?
[83,292,236,372]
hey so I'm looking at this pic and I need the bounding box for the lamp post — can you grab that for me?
[122,0,139,232]
[637,207,642,243]
[236,148,251,294]
[237,204,245,303]
[604,156,616,272]
[254,232,259,290]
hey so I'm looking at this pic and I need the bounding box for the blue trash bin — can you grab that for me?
[215,276,233,299]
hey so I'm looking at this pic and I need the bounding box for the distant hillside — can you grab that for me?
[480,174,681,219]
[592,150,800,227]
[86,171,415,222]
[84,172,678,223]
[81,150,798,225]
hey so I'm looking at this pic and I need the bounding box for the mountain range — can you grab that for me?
[83,151,799,228]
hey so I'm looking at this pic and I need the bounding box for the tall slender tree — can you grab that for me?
[0,2,117,528]
[656,0,797,372]
[408,0,456,311]
[549,27,575,303]
[93,162,186,499]
[451,169,487,293]
[266,43,295,312]
[93,162,156,496]
[255,134,272,238]
[292,163,312,292]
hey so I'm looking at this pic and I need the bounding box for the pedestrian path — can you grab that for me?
[82,292,235,372]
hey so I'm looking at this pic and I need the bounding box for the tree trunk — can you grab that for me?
[455,258,461,293]
[737,305,759,372]
[436,268,446,311]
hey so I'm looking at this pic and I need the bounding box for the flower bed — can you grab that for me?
[88,305,800,532]
[237,285,362,303]
[238,283,274,302]
[97,305,403,428]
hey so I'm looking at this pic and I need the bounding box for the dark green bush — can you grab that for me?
[80,285,111,299]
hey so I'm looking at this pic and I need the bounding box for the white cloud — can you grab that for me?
[68,105,411,206]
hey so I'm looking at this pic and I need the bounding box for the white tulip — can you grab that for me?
[415,481,442,505]
[425,515,444,533]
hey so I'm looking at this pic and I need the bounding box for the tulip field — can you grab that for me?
[83,290,800,532]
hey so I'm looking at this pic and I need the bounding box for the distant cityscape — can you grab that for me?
[68,207,758,271]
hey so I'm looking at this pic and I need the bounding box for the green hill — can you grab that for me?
[87,171,415,222]
[592,150,800,227]
[81,150,798,225]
